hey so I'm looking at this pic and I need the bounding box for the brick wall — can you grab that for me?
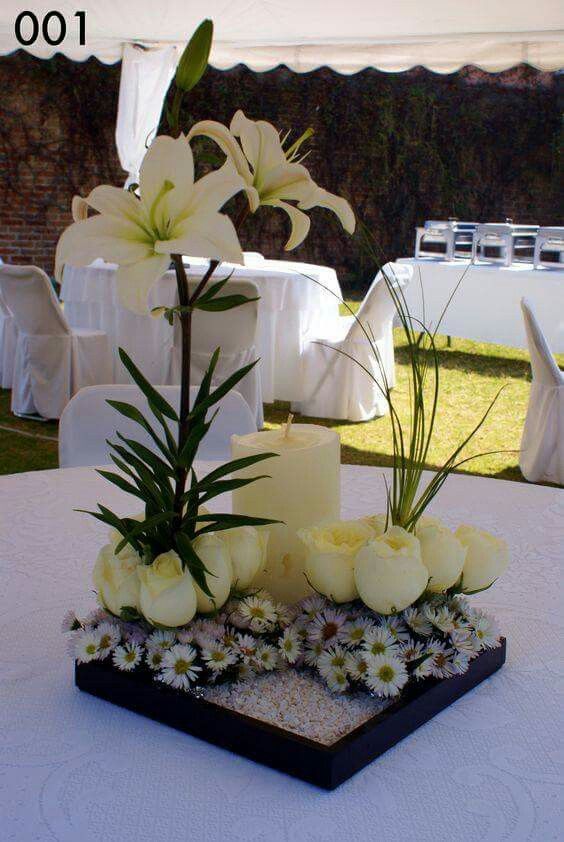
[0,52,560,285]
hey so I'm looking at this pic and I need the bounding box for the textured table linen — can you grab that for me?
[398,258,564,353]
[61,259,342,403]
[0,464,562,842]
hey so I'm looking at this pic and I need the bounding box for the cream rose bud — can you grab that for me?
[93,543,141,617]
[192,533,233,612]
[298,519,375,603]
[360,513,389,536]
[354,526,428,614]
[222,526,268,589]
[455,525,509,592]
[138,550,197,627]
[415,520,467,592]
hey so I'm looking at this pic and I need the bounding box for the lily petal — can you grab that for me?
[115,254,171,315]
[298,186,356,234]
[188,119,252,185]
[55,215,153,282]
[259,162,313,204]
[264,200,311,251]
[174,162,245,221]
[139,134,195,215]
[71,195,89,222]
[231,110,286,175]
[157,212,243,265]
[84,185,143,223]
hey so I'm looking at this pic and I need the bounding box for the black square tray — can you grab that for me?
[76,638,506,789]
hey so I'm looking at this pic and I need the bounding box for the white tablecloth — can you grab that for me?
[1,463,562,841]
[61,259,342,403]
[398,258,564,353]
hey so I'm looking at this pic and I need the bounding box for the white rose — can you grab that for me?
[416,519,467,592]
[360,513,389,536]
[138,550,197,627]
[93,543,141,617]
[455,525,509,592]
[192,533,233,612]
[298,519,375,603]
[222,526,268,590]
[354,526,428,614]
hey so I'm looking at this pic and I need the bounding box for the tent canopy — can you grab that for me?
[1,0,563,73]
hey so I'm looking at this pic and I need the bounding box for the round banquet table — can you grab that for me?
[0,463,562,842]
[398,257,564,353]
[60,258,342,404]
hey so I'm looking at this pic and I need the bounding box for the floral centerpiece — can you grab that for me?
[59,21,507,787]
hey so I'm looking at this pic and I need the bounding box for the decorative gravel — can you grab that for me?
[203,669,391,746]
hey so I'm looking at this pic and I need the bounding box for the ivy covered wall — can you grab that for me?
[0,52,561,288]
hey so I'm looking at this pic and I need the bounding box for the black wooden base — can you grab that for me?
[75,638,506,789]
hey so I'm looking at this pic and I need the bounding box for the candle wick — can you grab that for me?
[283,413,294,439]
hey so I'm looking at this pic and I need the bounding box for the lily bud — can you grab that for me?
[175,19,213,93]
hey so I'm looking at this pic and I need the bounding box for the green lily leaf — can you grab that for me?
[118,347,179,421]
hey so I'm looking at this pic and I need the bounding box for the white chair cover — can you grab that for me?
[0,286,17,389]
[520,297,564,485]
[0,265,112,418]
[58,384,257,468]
[295,263,413,421]
[169,279,263,428]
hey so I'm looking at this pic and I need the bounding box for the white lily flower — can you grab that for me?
[188,110,355,250]
[55,134,245,314]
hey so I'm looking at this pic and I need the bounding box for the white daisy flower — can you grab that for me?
[221,627,238,648]
[426,639,455,678]
[61,610,81,633]
[403,606,433,636]
[299,594,327,620]
[341,618,374,647]
[238,596,278,631]
[235,632,258,663]
[176,629,195,644]
[450,651,471,675]
[450,628,481,655]
[381,615,411,642]
[159,644,202,690]
[365,654,408,697]
[325,667,349,693]
[448,595,472,618]
[112,642,142,671]
[146,647,165,671]
[146,629,176,651]
[85,607,110,627]
[97,621,121,653]
[75,630,102,663]
[201,643,237,673]
[124,626,147,646]
[426,605,458,634]
[345,652,370,681]
[304,640,324,667]
[398,638,426,662]
[473,616,500,650]
[413,655,434,680]
[236,662,254,683]
[253,643,278,671]
[362,626,399,658]
[307,608,347,645]
[317,645,348,679]
[279,627,302,664]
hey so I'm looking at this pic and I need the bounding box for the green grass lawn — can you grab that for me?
[1,310,562,483]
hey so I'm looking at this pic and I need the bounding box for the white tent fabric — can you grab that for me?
[116,43,178,184]
[0,1,562,73]
[519,298,564,486]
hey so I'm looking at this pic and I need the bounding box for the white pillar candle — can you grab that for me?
[231,422,341,603]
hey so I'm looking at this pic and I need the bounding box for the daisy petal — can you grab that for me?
[115,254,170,315]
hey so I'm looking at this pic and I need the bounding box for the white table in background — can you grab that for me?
[1,463,562,842]
[61,258,342,403]
[398,257,564,352]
